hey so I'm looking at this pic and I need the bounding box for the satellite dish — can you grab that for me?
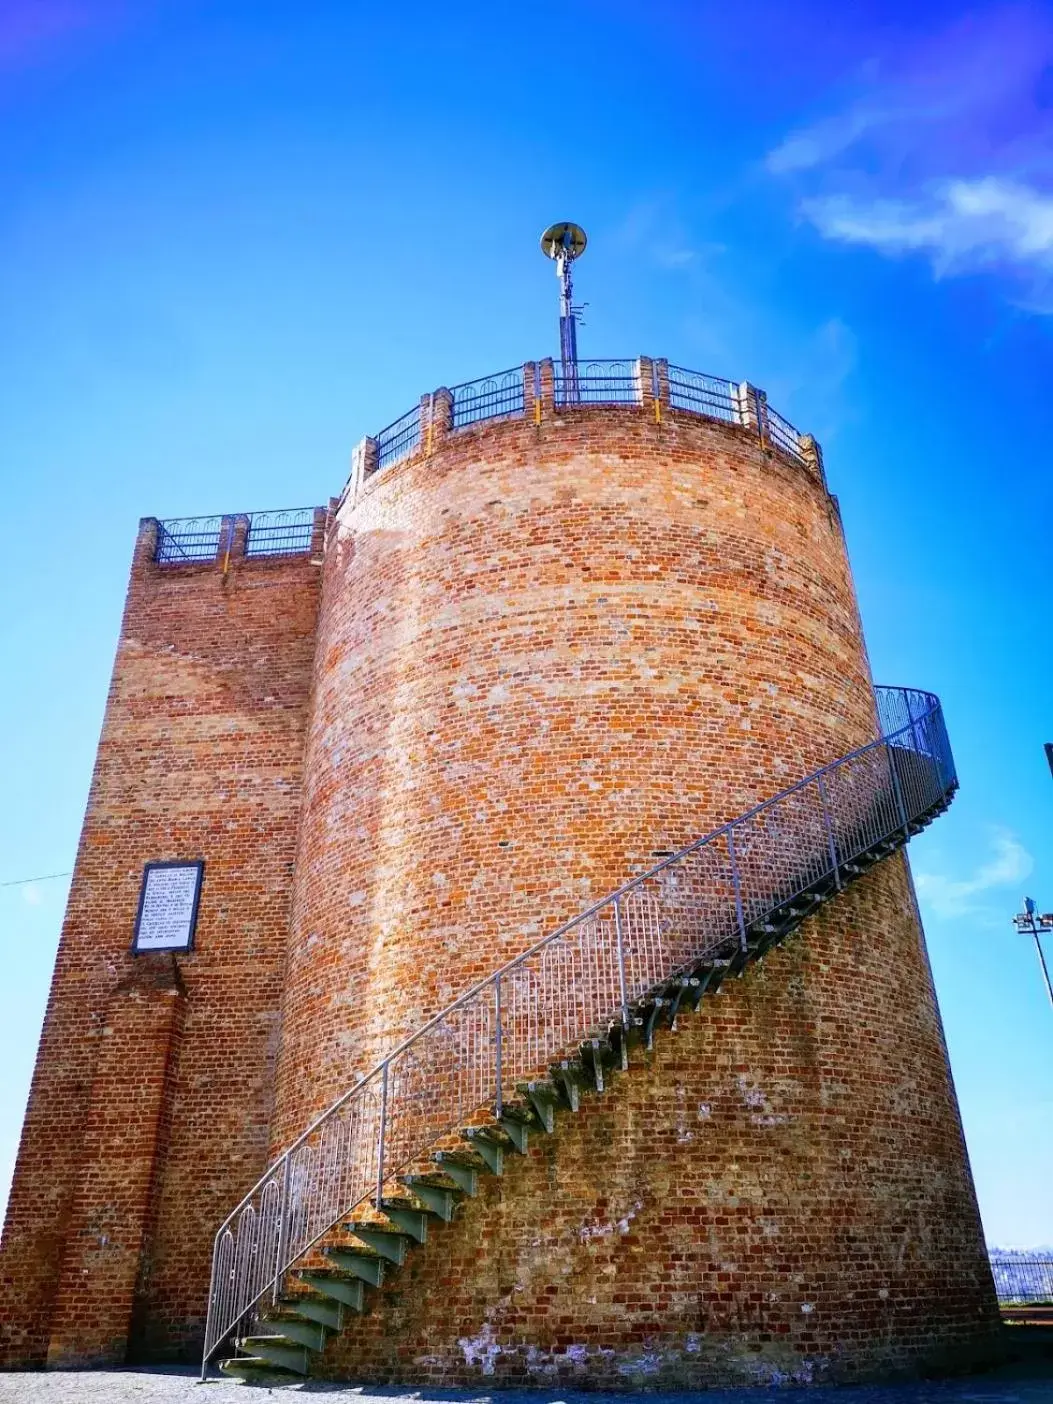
[540,222,587,261]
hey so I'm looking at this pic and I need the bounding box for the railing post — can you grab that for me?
[271,1153,292,1306]
[375,1063,389,1207]
[200,1233,221,1379]
[727,829,748,953]
[817,774,842,891]
[614,897,629,1027]
[494,975,503,1119]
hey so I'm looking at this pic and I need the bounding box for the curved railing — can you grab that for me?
[202,685,955,1369]
[366,357,818,480]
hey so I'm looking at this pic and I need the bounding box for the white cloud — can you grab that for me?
[765,8,1053,305]
[802,178,1053,276]
[915,828,1033,920]
[21,884,42,908]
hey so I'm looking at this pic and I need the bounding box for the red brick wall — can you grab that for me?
[317,854,999,1388]
[46,958,186,1366]
[0,519,322,1367]
[274,406,877,1141]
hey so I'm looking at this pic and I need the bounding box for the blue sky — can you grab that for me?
[1,0,1051,1247]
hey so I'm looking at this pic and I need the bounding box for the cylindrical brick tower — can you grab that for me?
[276,370,872,1133]
[268,360,997,1385]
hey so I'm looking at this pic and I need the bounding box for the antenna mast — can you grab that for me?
[540,222,587,402]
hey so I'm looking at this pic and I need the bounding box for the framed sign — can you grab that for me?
[132,860,205,954]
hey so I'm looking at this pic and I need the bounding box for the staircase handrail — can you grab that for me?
[202,684,955,1368]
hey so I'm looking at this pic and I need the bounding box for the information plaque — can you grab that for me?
[132,860,205,954]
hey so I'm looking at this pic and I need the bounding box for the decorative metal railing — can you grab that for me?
[202,685,955,1370]
[154,510,317,566]
[666,364,740,425]
[362,358,814,478]
[554,358,638,407]
[244,509,316,558]
[989,1254,1053,1305]
[376,405,421,471]
[156,515,225,564]
[451,369,524,428]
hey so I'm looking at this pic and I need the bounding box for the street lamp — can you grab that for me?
[1013,897,1053,1007]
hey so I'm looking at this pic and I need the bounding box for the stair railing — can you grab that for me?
[202,685,955,1371]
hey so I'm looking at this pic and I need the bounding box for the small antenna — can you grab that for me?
[541,222,587,401]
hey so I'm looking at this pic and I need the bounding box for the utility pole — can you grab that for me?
[1013,897,1053,1008]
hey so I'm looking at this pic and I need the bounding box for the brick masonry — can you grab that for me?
[0,524,322,1367]
[0,379,999,1380]
[316,856,999,1388]
[274,404,877,1139]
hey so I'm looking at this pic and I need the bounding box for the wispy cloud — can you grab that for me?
[20,883,41,908]
[915,828,1033,920]
[766,7,1053,307]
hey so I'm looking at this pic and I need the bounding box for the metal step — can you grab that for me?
[379,1200,429,1243]
[294,1274,362,1315]
[517,1080,560,1132]
[400,1176,461,1221]
[219,1354,299,1382]
[459,1126,507,1172]
[254,1315,327,1352]
[236,1336,310,1373]
[322,1245,385,1285]
[346,1223,414,1263]
[431,1151,482,1193]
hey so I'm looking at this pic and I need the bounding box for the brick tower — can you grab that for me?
[0,356,999,1386]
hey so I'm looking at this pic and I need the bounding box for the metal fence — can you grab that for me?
[362,359,811,478]
[376,404,421,471]
[154,510,316,565]
[155,516,225,565]
[989,1254,1053,1304]
[245,509,316,558]
[451,369,524,428]
[666,365,740,426]
[555,358,638,406]
[202,684,955,1371]
[766,403,805,462]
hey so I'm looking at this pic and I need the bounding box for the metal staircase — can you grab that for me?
[201,685,956,1381]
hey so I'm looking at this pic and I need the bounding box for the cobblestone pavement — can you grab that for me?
[1,1364,1052,1404]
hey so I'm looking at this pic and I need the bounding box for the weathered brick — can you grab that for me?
[0,395,997,1383]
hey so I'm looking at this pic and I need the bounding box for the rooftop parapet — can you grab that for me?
[346,356,826,507]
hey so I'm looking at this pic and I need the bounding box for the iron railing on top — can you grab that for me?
[554,358,638,407]
[244,509,316,558]
[376,404,421,471]
[202,685,956,1372]
[450,369,524,428]
[156,515,225,565]
[154,510,317,566]
[988,1254,1053,1305]
[362,358,814,477]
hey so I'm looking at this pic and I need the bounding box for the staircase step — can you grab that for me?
[347,1223,414,1263]
[517,1079,560,1132]
[459,1127,506,1172]
[219,1355,299,1383]
[297,1271,365,1312]
[549,1059,585,1110]
[431,1151,482,1193]
[255,1315,327,1351]
[322,1245,385,1285]
[236,1337,310,1373]
[379,1201,430,1242]
[579,1037,612,1091]
[400,1176,460,1221]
